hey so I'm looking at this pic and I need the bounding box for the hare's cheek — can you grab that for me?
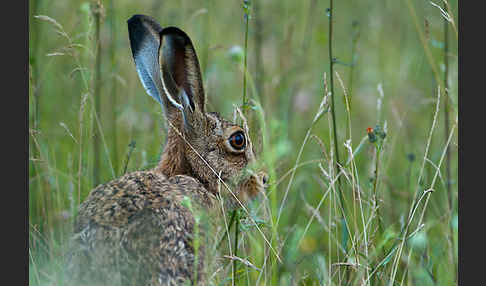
[206,147,220,161]
[203,149,223,171]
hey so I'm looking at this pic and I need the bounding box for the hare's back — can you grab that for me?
[69,170,214,285]
[75,170,214,229]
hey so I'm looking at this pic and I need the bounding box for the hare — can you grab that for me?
[67,14,267,286]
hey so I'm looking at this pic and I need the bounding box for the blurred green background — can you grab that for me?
[29,0,458,285]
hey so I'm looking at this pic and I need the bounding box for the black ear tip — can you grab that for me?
[162,26,186,35]
[128,14,149,27]
[161,27,193,44]
[127,14,163,34]
[128,14,154,24]
[127,14,140,24]
[127,14,164,58]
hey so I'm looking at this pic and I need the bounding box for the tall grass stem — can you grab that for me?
[327,1,344,209]
[109,0,119,175]
[242,0,250,116]
[92,1,103,186]
[253,0,264,98]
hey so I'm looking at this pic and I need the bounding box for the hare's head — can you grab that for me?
[128,15,259,193]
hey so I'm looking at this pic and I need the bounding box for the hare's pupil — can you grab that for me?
[234,134,243,145]
[230,132,245,150]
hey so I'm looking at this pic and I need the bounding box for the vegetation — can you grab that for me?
[29,0,458,285]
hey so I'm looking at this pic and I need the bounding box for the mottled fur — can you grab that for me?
[67,15,267,286]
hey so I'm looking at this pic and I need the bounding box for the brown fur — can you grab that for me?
[68,119,265,285]
[67,15,267,286]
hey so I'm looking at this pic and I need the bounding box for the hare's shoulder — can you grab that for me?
[75,170,214,231]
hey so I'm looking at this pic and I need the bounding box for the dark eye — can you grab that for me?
[229,131,246,150]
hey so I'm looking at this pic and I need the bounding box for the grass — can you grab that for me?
[29,0,458,285]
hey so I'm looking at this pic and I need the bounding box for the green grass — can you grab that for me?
[29,0,458,285]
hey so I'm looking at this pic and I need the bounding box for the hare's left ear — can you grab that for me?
[127,15,166,108]
[159,27,206,118]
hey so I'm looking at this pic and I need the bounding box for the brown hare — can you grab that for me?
[67,14,267,286]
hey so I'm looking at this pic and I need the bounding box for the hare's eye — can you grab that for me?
[229,131,246,150]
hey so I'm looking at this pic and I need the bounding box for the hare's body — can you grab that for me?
[69,171,215,285]
[67,14,266,286]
